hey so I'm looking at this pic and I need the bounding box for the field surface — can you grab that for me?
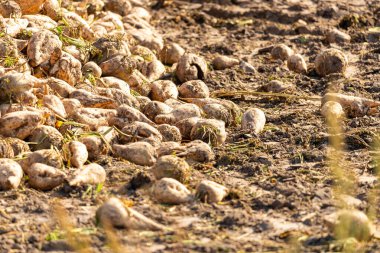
[2,0,380,252]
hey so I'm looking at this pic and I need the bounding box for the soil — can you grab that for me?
[2,0,380,252]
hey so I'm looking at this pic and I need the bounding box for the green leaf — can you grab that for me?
[45,230,63,241]
[95,183,103,194]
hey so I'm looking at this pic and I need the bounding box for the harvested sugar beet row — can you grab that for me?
[2,1,380,253]
[0,1,249,250]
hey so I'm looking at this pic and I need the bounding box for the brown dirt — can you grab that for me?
[2,0,380,252]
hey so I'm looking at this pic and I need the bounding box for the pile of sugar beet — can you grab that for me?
[0,0,378,235]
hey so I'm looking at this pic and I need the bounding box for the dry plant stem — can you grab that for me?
[51,200,93,253]
[102,218,127,253]
[326,113,356,207]
[367,136,380,221]
[325,111,370,243]
[211,90,321,101]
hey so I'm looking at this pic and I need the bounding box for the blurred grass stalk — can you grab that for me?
[325,93,379,246]
[52,200,128,252]
[324,96,359,245]
[285,109,358,251]
[325,109,356,206]
[367,135,380,221]
[52,200,93,253]
[102,217,128,253]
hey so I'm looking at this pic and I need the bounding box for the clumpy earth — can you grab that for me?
[2,0,380,252]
